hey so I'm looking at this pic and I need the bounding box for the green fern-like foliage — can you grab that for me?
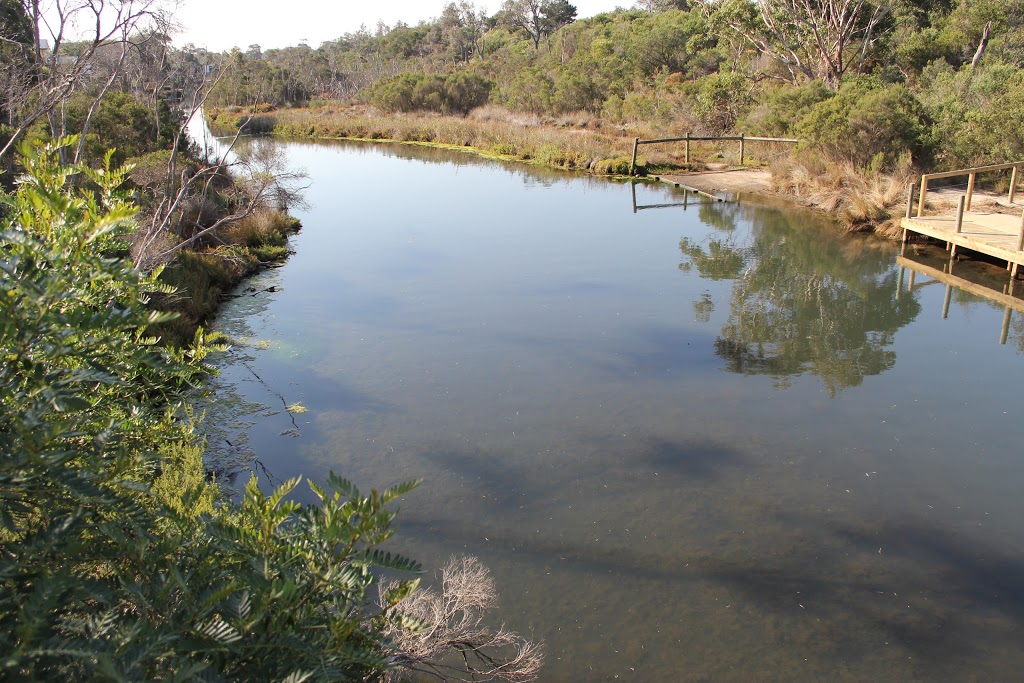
[0,138,422,681]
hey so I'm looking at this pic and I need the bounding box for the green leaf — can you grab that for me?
[378,479,422,506]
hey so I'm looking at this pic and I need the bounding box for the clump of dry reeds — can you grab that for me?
[770,153,913,235]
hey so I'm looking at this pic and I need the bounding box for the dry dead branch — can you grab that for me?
[381,556,544,683]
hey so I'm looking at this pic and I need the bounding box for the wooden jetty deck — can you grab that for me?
[901,211,1024,272]
[901,161,1024,276]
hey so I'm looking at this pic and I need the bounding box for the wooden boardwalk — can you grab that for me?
[901,210,1024,274]
[902,161,1024,275]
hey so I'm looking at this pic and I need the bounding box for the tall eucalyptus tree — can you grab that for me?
[695,0,895,87]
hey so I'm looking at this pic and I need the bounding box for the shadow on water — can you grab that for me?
[197,270,391,487]
[705,514,1024,670]
[201,360,390,489]
[600,323,721,379]
[419,434,748,503]
[638,436,748,479]
[396,480,1024,677]
[398,437,753,583]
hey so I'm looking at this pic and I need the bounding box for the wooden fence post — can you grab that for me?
[918,176,928,218]
[966,172,976,211]
[739,133,745,166]
[685,132,690,165]
[1011,165,1020,204]
[1017,209,1024,250]
[629,137,639,177]
[1013,210,1024,279]
[956,195,966,233]
[905,184,914,219]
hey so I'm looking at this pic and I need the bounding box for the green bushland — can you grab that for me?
[52,88,305,346]
[0,138,423,680]
[795,78,935,172]
[67,91,179,166]
[2,86,302,343]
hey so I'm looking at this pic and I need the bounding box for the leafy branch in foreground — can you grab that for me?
[0,138,542,681]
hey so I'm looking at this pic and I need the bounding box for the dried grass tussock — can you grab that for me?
[381,556,544,683]
[771,156,913,235]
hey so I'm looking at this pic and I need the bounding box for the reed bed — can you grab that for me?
[208,104,701,176]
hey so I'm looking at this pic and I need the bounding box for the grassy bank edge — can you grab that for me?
[152,209,302,346]
[206,105,717,179]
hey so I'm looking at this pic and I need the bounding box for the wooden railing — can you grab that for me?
[628,133,801,176]
[916,161,1023,218]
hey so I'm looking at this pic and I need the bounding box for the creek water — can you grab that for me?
[201,137,1024,682]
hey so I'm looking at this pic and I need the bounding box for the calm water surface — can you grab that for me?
[203,138,1024,681]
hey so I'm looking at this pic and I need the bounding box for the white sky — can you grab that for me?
[173,0,629,52]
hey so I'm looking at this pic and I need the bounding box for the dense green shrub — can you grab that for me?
[691,72,753,134]
[593,156,636,175]
[64,91,178,165]
[797,79,933,169]
[552,70,602,113]
[921,59,1024,167]
[238,114,278,134]
[0,139,421,681]
[742,81,833,137]
[499,66,554,114]
[443,71,494,114]
[369,71,492,115]
[621,91,658,122]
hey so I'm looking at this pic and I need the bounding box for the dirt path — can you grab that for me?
[928,186,1023,215]
[652,168,1023,218]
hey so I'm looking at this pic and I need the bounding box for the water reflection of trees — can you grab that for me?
[316,138,592,188]
[681,202,921,397]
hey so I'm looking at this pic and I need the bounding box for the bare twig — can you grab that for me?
[381,556,544,683]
